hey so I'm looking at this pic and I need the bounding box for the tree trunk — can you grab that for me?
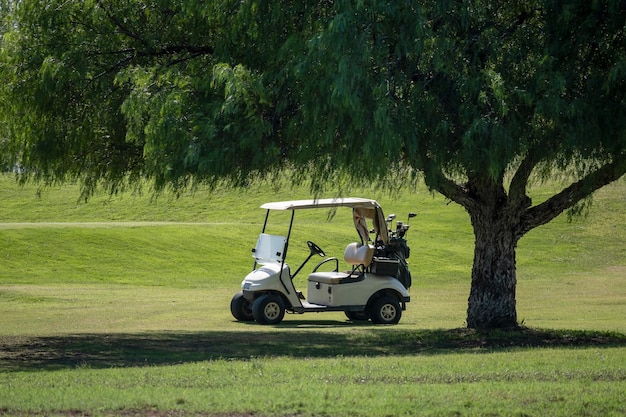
[431,158,626,330]
[466,204,520,329]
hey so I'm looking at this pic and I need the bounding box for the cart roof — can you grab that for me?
[261,198,389,244]
[260,197,381,210]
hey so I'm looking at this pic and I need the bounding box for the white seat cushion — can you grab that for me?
[307,271,349,284]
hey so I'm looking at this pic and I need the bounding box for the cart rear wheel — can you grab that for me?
[230,291,254,321]
[252,294,285,325]
[370,296,402,324]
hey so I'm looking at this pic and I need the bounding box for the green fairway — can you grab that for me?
[0,175,625,416]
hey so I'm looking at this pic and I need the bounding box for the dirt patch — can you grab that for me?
[605,265,626,274]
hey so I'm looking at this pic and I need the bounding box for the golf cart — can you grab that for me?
[230,198,414,325]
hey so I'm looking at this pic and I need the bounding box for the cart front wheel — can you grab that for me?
[230,291,254,321]
[252,294,285,325]
[370,296,402,324]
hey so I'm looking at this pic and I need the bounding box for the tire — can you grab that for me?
[370,296,402,324]
[345,310,370,321]
[230,291,254,321]
[252,294,285,325]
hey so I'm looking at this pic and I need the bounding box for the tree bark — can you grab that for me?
[429,170,522,329]
[466,206,520,329]
[460,177,520,329]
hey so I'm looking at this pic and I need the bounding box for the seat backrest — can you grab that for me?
[344,242,374,267]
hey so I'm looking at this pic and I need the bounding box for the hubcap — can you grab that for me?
[264,302,281,319]
[380,304,397,321]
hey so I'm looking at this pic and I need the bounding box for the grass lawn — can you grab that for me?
[0,175,625,416]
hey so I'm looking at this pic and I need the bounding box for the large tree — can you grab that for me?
[1,0,624,328]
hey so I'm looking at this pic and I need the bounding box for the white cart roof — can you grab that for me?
[260,197,380,210]
[260,197,389,244]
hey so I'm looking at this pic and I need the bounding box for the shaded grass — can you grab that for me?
[1,327,625,372]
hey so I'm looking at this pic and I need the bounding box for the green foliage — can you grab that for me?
[2,0,623,194]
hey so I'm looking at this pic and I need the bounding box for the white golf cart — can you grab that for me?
[230,198,414,325]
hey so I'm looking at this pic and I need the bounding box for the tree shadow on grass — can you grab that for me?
[1,324,625,372]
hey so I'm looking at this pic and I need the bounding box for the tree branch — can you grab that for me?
[424,163,474,210]
[508,151,538,209]
[96,0,148,46]
[521,155,626,234]
[88,45,215,85]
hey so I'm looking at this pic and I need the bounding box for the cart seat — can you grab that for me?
[308,242,374,284]
[309,271,351,285]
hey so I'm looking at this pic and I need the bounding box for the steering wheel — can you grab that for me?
[307,240,326,257]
